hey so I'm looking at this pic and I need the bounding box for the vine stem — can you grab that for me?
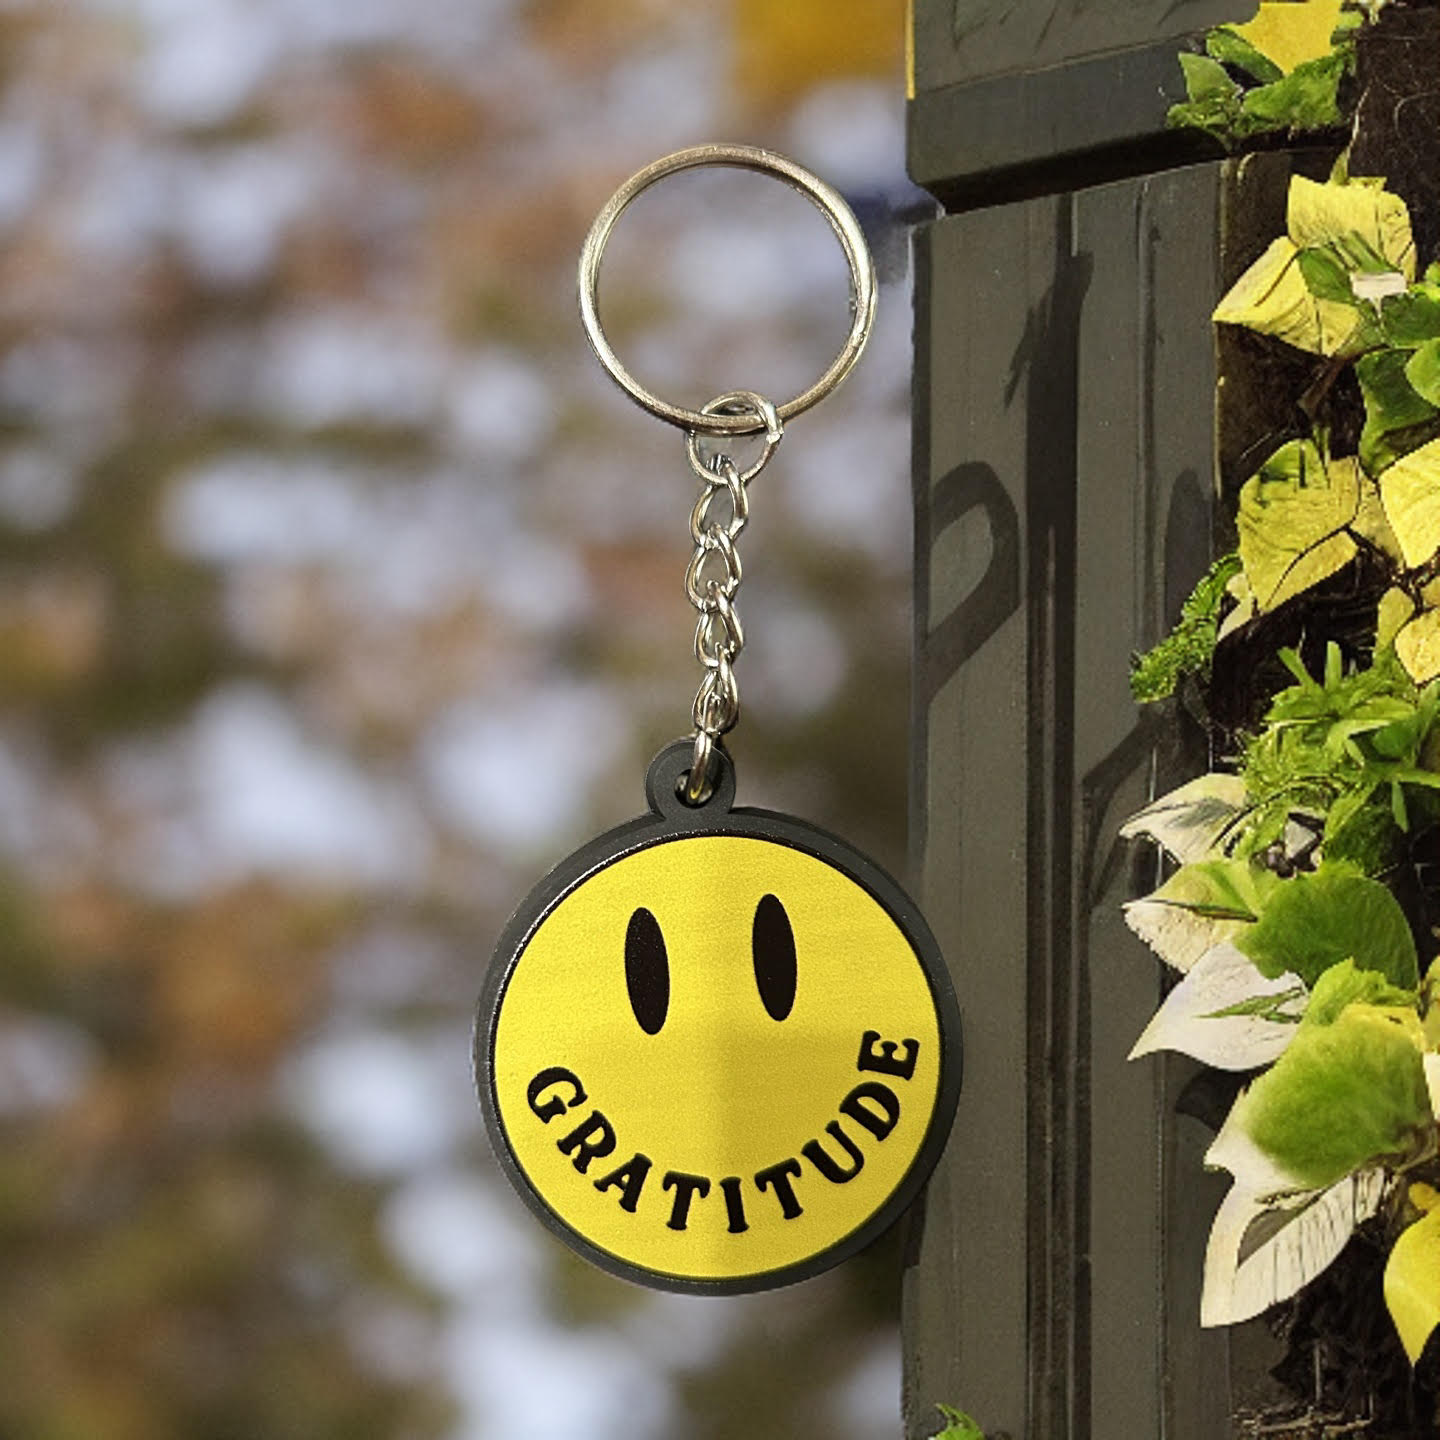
[1298,352,1353,425]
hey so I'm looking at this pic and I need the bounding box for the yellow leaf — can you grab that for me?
[1378,435,1440,567]
[1396,603,1440,683]
[1267,532,1356,606]
[1296,179,1413,279]
[1384,1205,1440,1364]
[1353,475,1405,562]
[1238,446,1361,609]
[1214,235,1361,355]
[1234,0,1345,74]
[1376,586,1415,650]
[1217,178,1417,353]
[1287,175,1416,279]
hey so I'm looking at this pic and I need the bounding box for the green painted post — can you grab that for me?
[907,3,1243,1435]
[907,3,1440,1436]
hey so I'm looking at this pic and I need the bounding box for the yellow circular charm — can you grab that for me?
[477,742,962,1293]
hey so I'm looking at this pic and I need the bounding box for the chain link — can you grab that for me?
[681,391,782,803]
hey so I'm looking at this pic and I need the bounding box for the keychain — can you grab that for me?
[476,144,962,1294]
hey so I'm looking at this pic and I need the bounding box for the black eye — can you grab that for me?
[751,894,796,1022]
[624,907,669,1035]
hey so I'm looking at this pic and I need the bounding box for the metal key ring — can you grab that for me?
[578,143,877,437]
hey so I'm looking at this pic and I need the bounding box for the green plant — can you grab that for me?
[1131,173,1440,699]
[1124,651,1439,1354]
[929,1403,986,1440]
[1123,155,1440,1370]
[1166,0,1381,146]
[1130,553,1241,702]
[1237,643,1440,863]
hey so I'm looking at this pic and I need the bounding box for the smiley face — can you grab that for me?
[480,820,960,1293]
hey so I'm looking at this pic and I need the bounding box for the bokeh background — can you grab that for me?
[0,2,929,1436]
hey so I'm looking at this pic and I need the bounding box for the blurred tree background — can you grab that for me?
[0,2,923,1436]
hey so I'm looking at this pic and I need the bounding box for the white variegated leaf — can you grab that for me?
[1218,586,1257,641]
[1425,1053,1440,1122]
[1123,898,1247,975]
[1201,1169,1386,1326]
[1119,773,1249,864]
[1129,943,1303,1070]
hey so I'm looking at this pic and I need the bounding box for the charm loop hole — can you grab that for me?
[644,737,736,818]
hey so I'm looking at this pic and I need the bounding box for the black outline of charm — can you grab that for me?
[475,740,964,1295]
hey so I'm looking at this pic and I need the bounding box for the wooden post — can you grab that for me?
[906,3,1250,1435]
[907,2,1440,1436]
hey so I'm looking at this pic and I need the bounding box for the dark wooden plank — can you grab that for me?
[905,198,1042,1438]
[908,40,1217,209]
[912,0,1240,94]
[1070,169,1233,1440]
[905,160,1232,1439]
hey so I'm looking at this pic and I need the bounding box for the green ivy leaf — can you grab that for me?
[1296,246,1358,304]
[1235,862,1419,987]
[1357,348,1440,474]
[1302,957,1418,1025]
[1382,290,1440,349]
[1404,336,1440,406]
[931,1404,986,1440]
[1237,50,1347,134]
[1165,99,1242,142]
[1238,999,1430,1189]
[1154,859,1278,921]
[1180,51,1242,104]
[1205,25,1285,83]
[1319,784,1381,860]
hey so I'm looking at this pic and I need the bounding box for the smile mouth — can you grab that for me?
[521,1029,920,1234]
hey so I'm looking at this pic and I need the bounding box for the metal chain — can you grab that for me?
[681,391,782,803]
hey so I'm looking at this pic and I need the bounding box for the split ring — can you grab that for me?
[577,144,877,437]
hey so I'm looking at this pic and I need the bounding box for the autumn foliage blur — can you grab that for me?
[0,2,915,1436]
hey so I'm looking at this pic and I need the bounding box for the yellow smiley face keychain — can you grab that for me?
[476,146,962,1294]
